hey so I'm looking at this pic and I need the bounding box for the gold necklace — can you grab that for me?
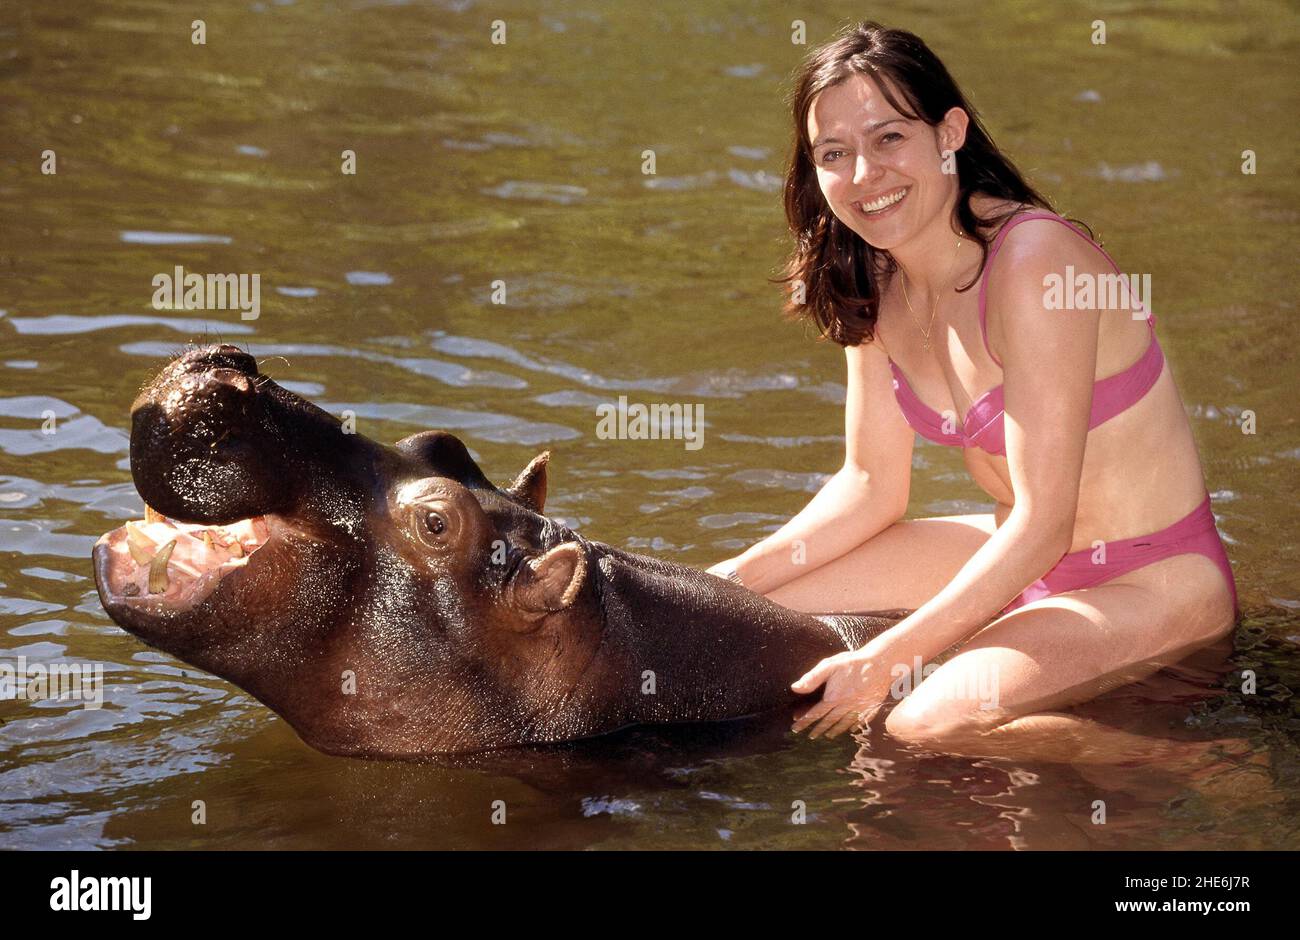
[899,235,964,351]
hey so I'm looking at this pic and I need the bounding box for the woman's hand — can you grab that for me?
[789,641,900,739]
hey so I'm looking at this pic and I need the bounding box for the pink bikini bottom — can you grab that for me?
[1002,494,1238,614]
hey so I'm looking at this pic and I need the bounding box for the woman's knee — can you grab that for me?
[884,652,1008,746]
[885,694,978,748]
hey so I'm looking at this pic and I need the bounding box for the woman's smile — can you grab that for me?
[854,184,911,219]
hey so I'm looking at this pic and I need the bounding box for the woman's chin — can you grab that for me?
[855,219,911,251]
[850,203,936,251]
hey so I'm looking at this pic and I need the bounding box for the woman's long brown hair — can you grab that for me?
[775,21,1086,347]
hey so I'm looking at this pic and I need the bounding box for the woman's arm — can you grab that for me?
[712,338,915,594]
[791,222,1104,734]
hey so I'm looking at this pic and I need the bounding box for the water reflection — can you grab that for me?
[0,0,1296,849]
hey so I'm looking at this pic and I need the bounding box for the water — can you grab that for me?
[1,0,1297,850]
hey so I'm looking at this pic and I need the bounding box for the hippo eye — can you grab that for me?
[423,511,447,536]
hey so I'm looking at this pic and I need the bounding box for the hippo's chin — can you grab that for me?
[93,509,279,615]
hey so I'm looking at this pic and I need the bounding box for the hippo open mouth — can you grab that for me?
[95,511,271,611]
[93,344,899,759]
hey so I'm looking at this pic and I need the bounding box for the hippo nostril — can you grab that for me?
[208,366,253,389]
[183,344,258,377]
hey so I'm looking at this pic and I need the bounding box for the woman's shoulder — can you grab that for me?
[980,211,1121,348]
[983,205,1102,285]
[970,195,1036,233]
[971,196,1089,245]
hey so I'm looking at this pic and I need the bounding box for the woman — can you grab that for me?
[707,22,1238,763]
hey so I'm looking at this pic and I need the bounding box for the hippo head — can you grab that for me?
[93,345,621,758]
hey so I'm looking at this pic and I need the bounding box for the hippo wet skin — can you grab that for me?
[92,346,901,759]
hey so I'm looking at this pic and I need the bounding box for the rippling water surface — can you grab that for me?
[1,0,1297,850]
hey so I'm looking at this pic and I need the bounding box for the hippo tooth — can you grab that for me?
[145,504,165,525]
[228,539,244,558]
[126,523,154,567]
[202,530,215,552]
[148,539,176,594]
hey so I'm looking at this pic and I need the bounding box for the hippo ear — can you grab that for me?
[396,430,492,488]
[504,451,549,513]
[507,541,585,624]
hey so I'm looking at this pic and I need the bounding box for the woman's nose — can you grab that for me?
[852,153,881,186]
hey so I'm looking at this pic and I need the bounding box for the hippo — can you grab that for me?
[92,345,901,759]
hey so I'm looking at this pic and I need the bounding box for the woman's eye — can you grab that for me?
[880,132,903,144]
[822,150,845,163]
[424,511,446,536]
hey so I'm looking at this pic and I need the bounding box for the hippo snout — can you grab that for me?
[128,345,298,525]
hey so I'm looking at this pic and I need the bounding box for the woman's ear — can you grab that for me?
[937,106,970,156]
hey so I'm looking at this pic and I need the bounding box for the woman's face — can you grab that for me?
[806,74,967,250]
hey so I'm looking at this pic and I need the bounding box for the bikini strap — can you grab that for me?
[977,210,1154,368]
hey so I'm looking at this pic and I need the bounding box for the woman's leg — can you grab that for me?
[881,552,1237,764]
[765,514,997,613]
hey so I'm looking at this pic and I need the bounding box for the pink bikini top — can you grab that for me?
[888,210,1164,457]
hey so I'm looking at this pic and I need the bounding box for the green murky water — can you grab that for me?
[1,0,1297,849]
